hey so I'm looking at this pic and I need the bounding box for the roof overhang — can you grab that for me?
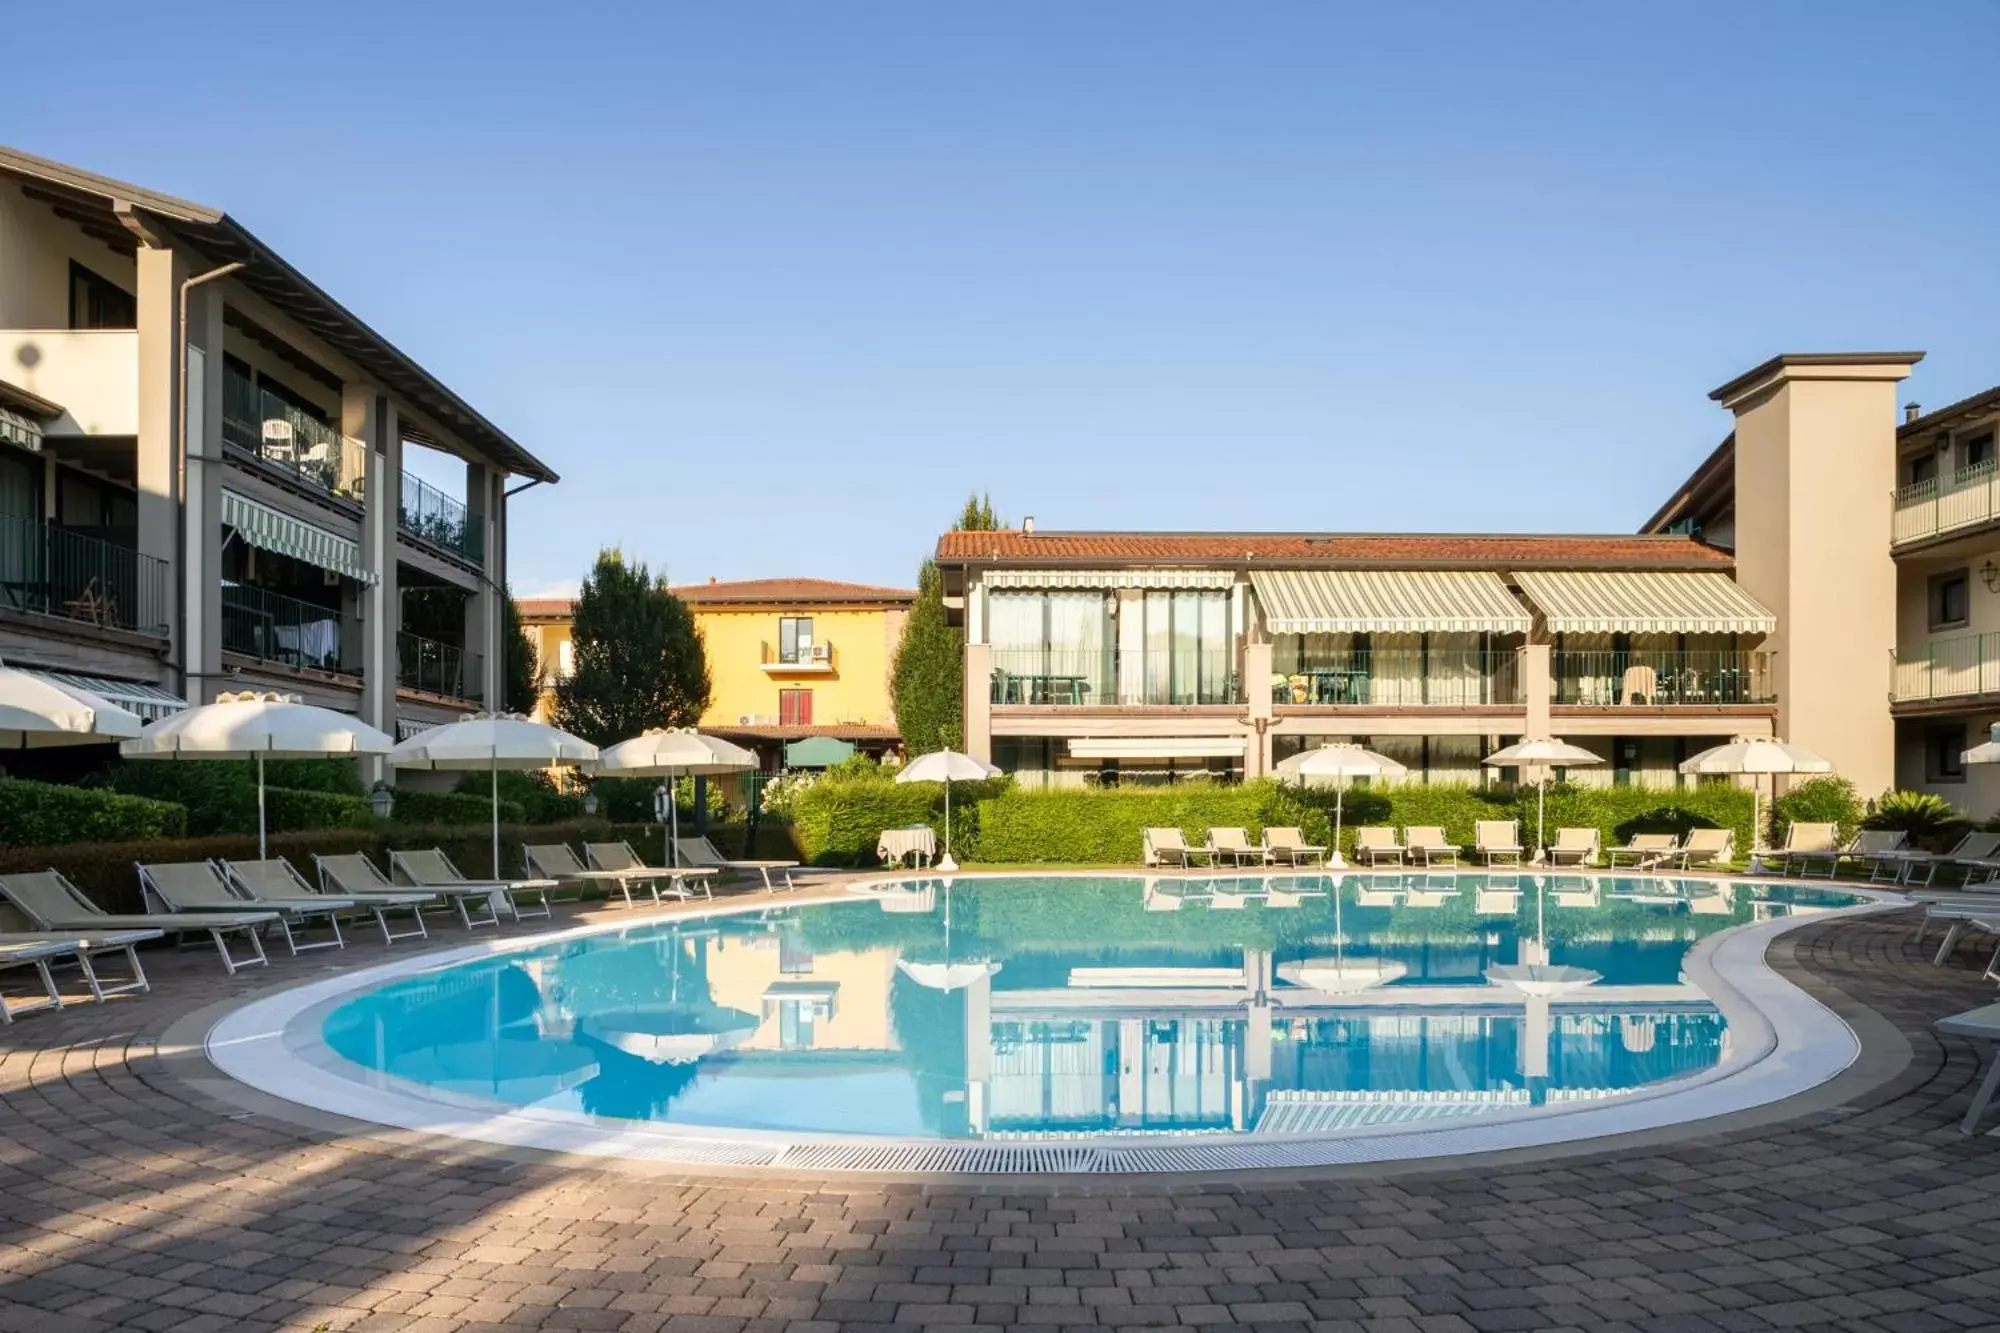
[1708,351,1924,412]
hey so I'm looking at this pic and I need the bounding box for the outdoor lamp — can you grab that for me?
[1982,560,1999,593]
[368,781,395,819]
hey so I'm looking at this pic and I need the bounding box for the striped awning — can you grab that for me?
[0,405,42,452]
[1249,569,1530,634]
[983,569,1235,591]
[1513,570,1776,635]
[22,670,187,722]
[222,490,376,586]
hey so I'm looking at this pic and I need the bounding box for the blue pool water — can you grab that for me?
[319,873,1865,1140]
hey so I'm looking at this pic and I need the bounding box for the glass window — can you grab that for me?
[1907,453,1938,486]
[68,262,134,330]
[1930,571,1970,630]
[557,639,574,679]
[779,616,813,663]
[1925,723,1967,784]
[1964,433,1995,473]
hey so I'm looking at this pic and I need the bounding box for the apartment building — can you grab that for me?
[947,352,1937,800]
[522,577,913,764]
[0,146,550,744]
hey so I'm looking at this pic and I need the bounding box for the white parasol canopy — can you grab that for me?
[0,666,144,748]
[897,959,1001,992]
[1276,956,1409,994]
[1275,743,1408,868]
[1964,723,2000,766]
[391,713,598,877]
[894,750,1000,871]
[122,690,393,856]
[596,728,758,865]
[1677,735,1833,858]
[1484,737,1604,860]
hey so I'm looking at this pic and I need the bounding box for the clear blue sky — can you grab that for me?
[8,2,1998,596]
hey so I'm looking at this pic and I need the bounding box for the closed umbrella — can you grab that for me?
[391,713,597,878]
[894,751,1000,872]
[0,666,144,748]
[1274,743,1407,868]
[1677,735,1833,862]
[122,690,393,856]
[596,728,757,866]
[1483,738,1604,860]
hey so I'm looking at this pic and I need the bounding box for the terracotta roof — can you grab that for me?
[668,577,916,606]
[516,598,574,620]
[933,531,1733,571]
[704,723,901,742]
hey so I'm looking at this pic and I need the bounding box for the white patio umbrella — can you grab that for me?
[1483,737,1604,860]
[894,751,1000,872]
[0,665,144,748]
[1677,735,1833,861]
[122,690,393,857]
[596,728,757,866]
[1963,723,2000,766]
[390,712,597,878]
[1274,743,1408,868]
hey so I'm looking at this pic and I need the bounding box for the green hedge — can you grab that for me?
[1774,776,1863,844]
[392,790,527,826]
[101,758,366,837]
[975,786,1274,863]
[0,778,186,846]
[790,776,1006,865]
[453,770,587,824]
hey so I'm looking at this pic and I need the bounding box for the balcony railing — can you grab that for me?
[1271,648,1520,706]
[1893,460,1999,547]
[221,583,345,672]
[0,513,169,637]
[990,645,1235,705]
[398,631,483,702]
[399,473,483,564]
[1891,634,2000,703]
[221,369,368,502]
[1552,650,1775,706]
[763,641,834,668]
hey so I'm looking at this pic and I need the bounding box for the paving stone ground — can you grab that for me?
[2,894,1999,1333]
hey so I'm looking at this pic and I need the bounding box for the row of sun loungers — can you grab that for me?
[1146,823,1739,870]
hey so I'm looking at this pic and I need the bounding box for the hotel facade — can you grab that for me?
[942,352,2000,809]
[0,146,550,742]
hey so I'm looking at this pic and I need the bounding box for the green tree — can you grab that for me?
[891,495,1004,755]
[553,550,711,748]
[501,587,540,715]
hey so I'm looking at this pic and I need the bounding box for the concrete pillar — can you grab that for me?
[1244,639,1273,778]
[962,642,992,762]
[1715,353,1921,797]
[350,388,400,756]
[1522,644,1551,738]
[133,246,185,668]
[180,284,224,700]
[465,460,502,709]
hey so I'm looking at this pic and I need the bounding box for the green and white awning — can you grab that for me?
[1513,570,1775,635]
[0,405,42,452]
[22,670,187,722]
[1250,569,1531,634]
[983,568,1235,591]
[222,490,375,586]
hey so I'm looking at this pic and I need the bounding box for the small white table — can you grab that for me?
[1936,1001,2000,1134]
[877,825,936,868]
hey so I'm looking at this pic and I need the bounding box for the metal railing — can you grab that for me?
[399,473,482,564]
[989,645,1235,705]
[220,583,344,671]
[0,513,169,637]
[1893,459,2000,546]
[397,630,483,701]
[1552,650,1775,706]
[763,640,835,667]
[1891,634,2000,702]
[221,368,368,502]
[1271,648,1520,706]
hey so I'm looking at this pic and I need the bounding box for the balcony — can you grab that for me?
[1552,650,1775,706]
[398,630,483,702]
[399,473,483,565]
[990,646,1236,706]
[0,513,169,637]
[1272,648,1520,707]
[1892,461,2000,548]
[1891,634,2000,704]
[0,329,139,435]
[762,641,834,673]
[221,368,368,502]
[221,583,345,672]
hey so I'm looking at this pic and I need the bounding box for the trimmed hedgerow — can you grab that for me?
[0,778,186,846]
[790,775,1006,866]
[100,758,366,837]
[391,790,527,827]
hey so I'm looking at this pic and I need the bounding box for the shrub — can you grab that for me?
[1863,789,1968,849]
[1773,775,1862,844]
[265,787,374,832]
[975,786,1274,864]
[100,760,368,837]
[392,790,526,826]
[0,778,185,846]
[453,769,586,824]
[791,777,943,865]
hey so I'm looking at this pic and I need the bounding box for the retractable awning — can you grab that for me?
[1249,569,1530,634]
[19,670,187,722]
[1067,737,1246,759]
[1513,570,1775,635]
[0,405,43,452]
[984,569,1235,591]
[222,490,376,586]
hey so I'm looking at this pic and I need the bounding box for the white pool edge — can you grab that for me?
[203,875,1910,1174]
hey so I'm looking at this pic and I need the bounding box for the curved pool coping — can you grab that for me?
[203,871,1912,1174]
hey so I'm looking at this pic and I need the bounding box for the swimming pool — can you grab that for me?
[209,872,1893,1172]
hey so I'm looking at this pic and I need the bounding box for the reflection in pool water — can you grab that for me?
[319,874,1863,1141]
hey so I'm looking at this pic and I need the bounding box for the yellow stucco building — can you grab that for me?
[521,577,914,765]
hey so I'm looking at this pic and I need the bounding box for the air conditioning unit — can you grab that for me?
[261,419,294,443]
[808,643,831,662]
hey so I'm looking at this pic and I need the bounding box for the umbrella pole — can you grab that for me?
[256,750,268,859]
[490,756,500,879]
[940,779,955,872]
[1538,778,1547,863]
[670,781,680,867]
[1331,786,1345,869]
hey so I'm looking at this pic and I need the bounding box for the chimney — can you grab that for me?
[709,576,718,584]
[1905,402,1922,423]
[1022,516,1036,535]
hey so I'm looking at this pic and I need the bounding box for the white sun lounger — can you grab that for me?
[586,842,718,901]
[391,848,555,923]
[0,900,155,1002]
[1936,1002,2000,1134]
[139,860,352,956]
[1671,827,1736,871]
[1475,821,1525,867]
[1876,832,2000,886]
[675,837,800,891]
[0,869,274,975]
[1204,827,1264,867]
[528,842,695,908]
[1546,828,1600,867]
[1261,827,1326,867]
[224,857,434,945]
[1143,827,1210,869]
[1405,827,1459,867]
[1607,832,1678,870]
[1354,826,1405,866]
[316,852,501,931]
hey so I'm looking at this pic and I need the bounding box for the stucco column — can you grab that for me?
[180,283,224,699]
[350,388,400,760]
[963,641,992,763]
[465,460,502,709]
[134,245,185,669]
[1243,639,1273,778]
[1522,644,1551,738]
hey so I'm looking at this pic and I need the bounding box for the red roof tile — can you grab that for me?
[704,723,901,742]
[933,530,1732,570]
[515,578,915,620]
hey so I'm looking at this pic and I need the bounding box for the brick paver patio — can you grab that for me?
[2,899,1998,1333]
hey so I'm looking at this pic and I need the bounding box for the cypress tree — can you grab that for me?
[891,495,1003,755]
[553,550,711,747]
